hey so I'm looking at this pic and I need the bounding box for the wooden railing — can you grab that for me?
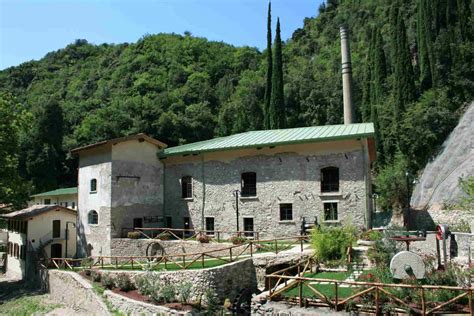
[266,258,474,315]
[43,236,309,271]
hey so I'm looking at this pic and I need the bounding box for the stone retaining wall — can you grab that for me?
[110,238,249,259]
[47,270,109,315]
[101,258,257,302]
[104,290,193,315]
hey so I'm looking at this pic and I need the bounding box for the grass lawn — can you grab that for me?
[255,241,296,253]
[283,270,356,300]
[0,294,62,315]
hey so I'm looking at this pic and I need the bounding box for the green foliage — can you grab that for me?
[127,231,141,239]
[229,235,246,245]
[177,281,193,304]
[91,270,102,282]
[459,176,474,211]
[135,271,161,296]
[264,1,272,130]
[101,273,115,289]
[359,230,383,241]
[311,225,355,262]
[375,152,409,212]
[115,273,134,292]
[203,288,221,315]
[269,18,285,129]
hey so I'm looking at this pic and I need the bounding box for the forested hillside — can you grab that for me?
[0,0,472,211]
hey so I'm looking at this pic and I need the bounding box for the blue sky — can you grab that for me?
[0,0,323,70]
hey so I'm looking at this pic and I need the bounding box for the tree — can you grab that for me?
[0,93,30,208]
[417,0,434,90]
[269,18,285,129]
[26,98,65,192]
[263,1,272,129]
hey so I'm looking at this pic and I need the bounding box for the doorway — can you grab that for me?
[243,218,254,237]
[50,243,62,258]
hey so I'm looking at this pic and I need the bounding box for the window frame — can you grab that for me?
[181,176,193,199]
[241,172,257,197]
[90,178,97,193]
[52,220,61,238]
[321,167,340,193]
[88,210,99,225]
[44,198,51,205]
[243,217,254,237]
[279,203,293,221]
[323,202,339,221]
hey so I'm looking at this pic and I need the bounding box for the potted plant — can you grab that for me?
[197,233,211,243]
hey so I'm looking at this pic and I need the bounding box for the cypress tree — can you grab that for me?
[269,18,285,129]
[417,0,433,90]
[393,10,416,120]
[263,1,272,129]
[370,29,387,105]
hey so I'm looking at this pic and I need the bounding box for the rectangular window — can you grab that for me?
[52,220,61,238]
[324,202,338,221]
[64,202,68,208]
[243,218,254,237]
[181,176,193,199]
[321,167,340,193]
[241,172,257,197]
[205,217,215,235]
[72,202,76,209]
[279,203,293,221]
[44,198,51,205]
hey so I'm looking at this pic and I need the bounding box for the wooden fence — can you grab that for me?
[43,235,309,271]
[124,227,261,242]
[266,258,474,315]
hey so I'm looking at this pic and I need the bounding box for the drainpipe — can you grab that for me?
[361,139,373,229]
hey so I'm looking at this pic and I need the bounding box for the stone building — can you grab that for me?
[72,123,375,256]
[28,187,78,210]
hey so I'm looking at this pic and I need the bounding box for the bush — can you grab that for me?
[366,231,397,266]
[359,230,383,241]
[101,273,115,289]
[136,272,161,297]
[81,257,93,268]
[229,235,246,245]
[159,232,171,240]
[177,281,193,303]
[91,270,101,282]
[115,273,134,292]
[160,282,176,303]
[311,225,355,262]
[204,288,221,315]
[197,233,211,243]
[127,231,141,239]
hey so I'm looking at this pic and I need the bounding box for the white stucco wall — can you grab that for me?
[5,231,26,278]
[29,194,78,210]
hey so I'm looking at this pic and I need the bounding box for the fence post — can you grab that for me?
[421,287,426,316]
[131,257,134,270]
[230,248,233,262]
[115,257,118,269]
[101,257,103,269]
[375,286,380,315]
[275,239,278,254]
[299,279,303,307]
[300,237,303,252]
[217,232,220,242]
[334,282,338,311]
[469,289,473,316]
[250,242,253,257]
[182,255,185,269]
[201,254,204,268]
[268,277,272,299]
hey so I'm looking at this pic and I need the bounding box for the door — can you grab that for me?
[133,218,143,229]
[50,243,62,258]
[243,218,254,237]
[183,217,190,237]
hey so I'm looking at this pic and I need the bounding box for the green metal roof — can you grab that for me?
[31,187,78,197]
[162,123,374,157]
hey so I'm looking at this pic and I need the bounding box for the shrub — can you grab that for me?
[91,270,101,282]
[127,231,141,239]
[136,272,162,298]
[367,234,397,266]
[229,235,246,245]
[197,233,211,243]
[160,282,177,303]
[177,281,193,303]
[115,273,134,292]
[101,273,115,289]
[359,230,383,241]
[159,232,171,240]
[81,257,93,268]
[311,225,355,262]
[204,288,221,315]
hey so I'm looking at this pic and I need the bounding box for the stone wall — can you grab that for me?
[104,290,192,315]
[47,270,109,315]
[164,145,369,239]
[102,258,257,302]
[110,238,249,259]
[408,233,472,262]
[411,208,474,231]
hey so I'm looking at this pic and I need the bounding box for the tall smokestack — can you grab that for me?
[340,25,355,124]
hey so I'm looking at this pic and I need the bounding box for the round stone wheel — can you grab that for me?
[390,251,426,279]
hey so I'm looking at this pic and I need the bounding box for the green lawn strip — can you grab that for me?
[93,257,229,271]
[0,295,62,315]
[282,270,357,300]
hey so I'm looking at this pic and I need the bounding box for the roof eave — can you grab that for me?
[161,133,375,158]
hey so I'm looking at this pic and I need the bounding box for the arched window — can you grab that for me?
[90,179,97,192]
[321,167,339,193]
[181,176,193,199]
[241,172,257,197]
[88,210,98,225]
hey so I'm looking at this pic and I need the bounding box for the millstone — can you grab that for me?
[390,251,426,279]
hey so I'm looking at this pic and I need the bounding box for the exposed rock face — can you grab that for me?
[411,102,474,211]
